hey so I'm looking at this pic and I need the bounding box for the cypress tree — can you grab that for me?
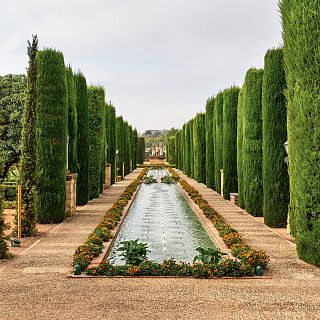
[137,137,145,164]
[214,92,223,193]
[66,66,77,173]
[205,96,215,189]
[109,106,116,184]
[237,89,245,208]
[189,119,194,178]
[105,103,111,164]
[181,124,186,172]
[175,131,180,169]
[262,48,289,227]
[242,68,264,216]
[280,0,320,265]
[223,87,240,199]
[75,72,89,205]
[133,129,138,169]
[193,113,206,183]
[35,49,68,223]
[184,123,191,176]
[100,102,106,193]
[116,116,124,178]
[19,34,38,236]
[166,136,175,165]
[87,85,105,199]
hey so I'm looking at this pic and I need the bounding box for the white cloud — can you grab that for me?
[0,0,282,132]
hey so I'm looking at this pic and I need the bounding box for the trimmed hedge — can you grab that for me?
[184,123,191,176]
[189,119,195,179]
[19,35,38,236]
[66,66,77,173]
[262,48,289,227]
[35,49,68,223]
[237,89,245,208]
[193,113,206,183]
[205,96,215,189]
[75,72,89,205]
[181,124,186,172]
[214,92,223,194]
[280,0,320,265]
[87,86,105,199]
[116,116,124,178]
[242,68,264,216]
[223,87,239,199]
[175,131,181,170]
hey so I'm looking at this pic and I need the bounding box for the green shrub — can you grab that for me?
[214,92,223,193]
[237,89,245,208]
[280,0,320,265]
[66,66,78,174]
[223,87,240,199]
[262,48,289,227]
[35,49,68,223]
[0,181,10,259]
[205,96,215,189]
[87,86,105,199]
[75,72,89,205]
[193,113,206,183]
[242,68,264,216]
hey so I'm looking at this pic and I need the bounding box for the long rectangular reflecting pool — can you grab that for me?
[108,168,217,265]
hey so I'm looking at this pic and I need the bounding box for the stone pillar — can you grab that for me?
[122,161,125,179]
[130,159,133,172]
[65,173,78,218]
[220,169,224,198]
[104,164,111,190]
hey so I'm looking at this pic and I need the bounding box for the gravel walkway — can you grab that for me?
[0,168,319,320]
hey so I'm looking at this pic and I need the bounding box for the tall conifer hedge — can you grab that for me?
[262,48,289,227]
[66,66,77,173]
[205,96,215,189]
[109,106,116,184]
[181,124,186,172]
[237,89,245,208]
[87,86,105,199]
[75,72,89,205]
[242,68,264,216]
[189,119,194,178]
[193,113,206,183]
[116,116,124,178]
[214,92,223,194]
[223,87,239,199]
[35,49,68,223]
[184,123,191,176]
[280,0,320,265]
[20,35,38,236]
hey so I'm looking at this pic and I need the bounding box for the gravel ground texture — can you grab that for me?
[0,168,319,320]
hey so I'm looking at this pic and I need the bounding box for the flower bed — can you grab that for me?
[86,258,255,278]
[73,168,148,271]
[168,168,269,269]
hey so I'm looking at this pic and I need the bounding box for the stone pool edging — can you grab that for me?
[169,168,270,271]
[177,183,235,260]
[72,168,148,274]
[88,184,141,268]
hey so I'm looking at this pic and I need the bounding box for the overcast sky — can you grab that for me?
[0,0,282,133]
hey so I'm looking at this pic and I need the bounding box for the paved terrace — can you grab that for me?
[0,168,319,320]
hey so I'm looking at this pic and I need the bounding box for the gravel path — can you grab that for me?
[0,168,319,320]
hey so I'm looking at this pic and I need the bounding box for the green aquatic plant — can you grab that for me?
[160,175,175,184]
[117,239,149,266]
[193,247,227,264]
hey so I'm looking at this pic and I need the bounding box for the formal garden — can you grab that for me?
[0,2,320,318]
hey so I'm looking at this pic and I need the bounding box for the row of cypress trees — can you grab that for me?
[174,47,289,228]
[19,42,138,230]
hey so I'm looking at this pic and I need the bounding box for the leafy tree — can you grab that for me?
[0,74,26,181]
